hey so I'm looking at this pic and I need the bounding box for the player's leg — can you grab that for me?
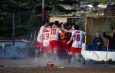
[68,47,75,64]
[75,48,85,64]
[61,40,68,59]
[36,41,43,52]
[51,40,57,55]
[68,52,73,64]
[35,41,43,57]
[52,40,60,61]
[53,46,59,60]
[49,40,56,60]
[42,46,51,62]
[46,45,51,59]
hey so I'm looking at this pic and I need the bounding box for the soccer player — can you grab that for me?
[49,21,62,59]
[42,23,51,58]
[67,25,86,64]
[36,22,48,52]
[36,25,44,52]
[59,23,72,59]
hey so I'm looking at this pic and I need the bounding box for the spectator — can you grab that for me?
[92,33,104,51]
[103,28,115,51]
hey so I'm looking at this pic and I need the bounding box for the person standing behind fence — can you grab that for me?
[103,28,115,51]
[92,33,104,51]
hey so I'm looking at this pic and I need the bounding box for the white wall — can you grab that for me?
[81,51,115,61]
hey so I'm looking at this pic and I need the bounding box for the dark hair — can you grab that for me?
[63,22,72,30]
[58,22,63,28]
[49,22,54,27]
[74,24,79,30]
[112,28,115,30]
[54,21,59,26]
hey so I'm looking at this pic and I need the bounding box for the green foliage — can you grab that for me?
[92,1,99,7]
[0,0,34,37]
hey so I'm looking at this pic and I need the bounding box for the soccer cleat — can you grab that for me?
[81,58,85,64]
[68,55,72,64]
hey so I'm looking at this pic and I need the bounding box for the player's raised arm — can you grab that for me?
[67,35,74,45]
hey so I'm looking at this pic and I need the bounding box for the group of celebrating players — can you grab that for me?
[36,21,86,64]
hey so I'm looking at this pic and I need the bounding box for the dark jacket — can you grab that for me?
[103,32,115,49]
[93,37,104,51]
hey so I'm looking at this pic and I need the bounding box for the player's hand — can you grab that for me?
[67,41,70,45]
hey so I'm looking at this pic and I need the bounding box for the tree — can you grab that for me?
[0,0,33,37]
[0,0,114,37]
